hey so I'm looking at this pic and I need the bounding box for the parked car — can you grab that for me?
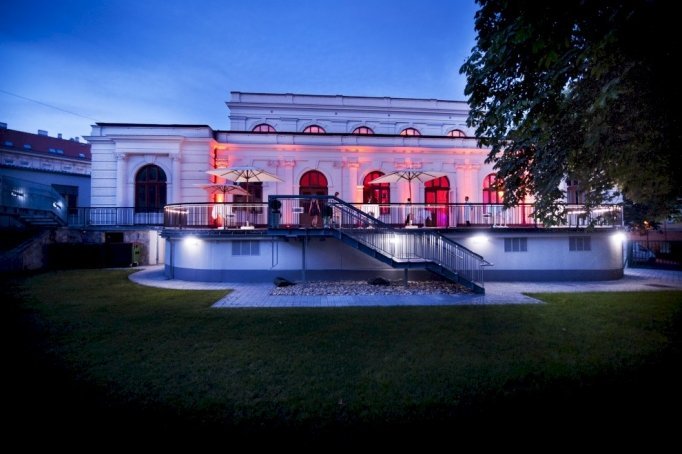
[631,243,656,263]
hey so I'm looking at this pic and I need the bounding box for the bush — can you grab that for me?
[274,277,295,287]
[367,277,391,286]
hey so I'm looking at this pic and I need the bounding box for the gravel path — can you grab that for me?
[270,280,472,296]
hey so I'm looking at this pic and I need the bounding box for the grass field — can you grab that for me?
[4,269,681,447]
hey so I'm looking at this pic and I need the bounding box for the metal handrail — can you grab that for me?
[270,195,486,289]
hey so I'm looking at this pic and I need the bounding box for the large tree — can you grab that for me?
[461,0,681,225]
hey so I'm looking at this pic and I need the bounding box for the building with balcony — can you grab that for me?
[83,92,625,291]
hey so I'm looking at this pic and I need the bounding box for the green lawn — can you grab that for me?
[5,269,682,446]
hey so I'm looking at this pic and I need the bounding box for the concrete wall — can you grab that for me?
[451,230,624,281]
[163,230,625,283]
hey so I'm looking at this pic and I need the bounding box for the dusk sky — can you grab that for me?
[1,0,478,140]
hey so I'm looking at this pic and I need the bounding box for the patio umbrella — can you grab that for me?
[196,184,250,229]
[195,183,250,199]
[206,166,284,227]
[206,166,284,186]
[368,169,448,200]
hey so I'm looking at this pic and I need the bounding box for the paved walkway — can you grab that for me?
[128,266,682,308]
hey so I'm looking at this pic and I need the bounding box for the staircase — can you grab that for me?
[1,176,67,228]
[270,196,487,293]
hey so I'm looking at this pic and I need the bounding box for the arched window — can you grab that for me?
[363,171,390,214]
[135,164,166,212]
[299,170,328,195]
[302,125,326,134]
[447,129,466,137]
[400,127,421,136]
[252,123,276,133]
[424,176,450,227]
[483,173,504,204]
[353,126,374,135]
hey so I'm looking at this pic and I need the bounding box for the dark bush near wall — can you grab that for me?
[45,243,139,269]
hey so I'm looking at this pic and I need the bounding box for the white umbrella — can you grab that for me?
[206,166,284,185]
[195,183,250,198]
[206,166,283,227]
[368,169,448,200]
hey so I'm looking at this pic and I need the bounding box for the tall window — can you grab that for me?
[447,129,466,137]
[252,123,275,133]
[135,165,166,212]
[303,125,326,134]
[400,127,421,136]
[363,171,390,214]
[424,176,450,227]
[353,126,374,135]
[483,173,504,204]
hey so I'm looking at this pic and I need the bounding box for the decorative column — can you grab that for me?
[282,160,296,195]
[171,155,182,203]
[269,159,296,196]
[277,160,296,226]
[455,162,480,202]
[115,152,127,207]
[456,162,481,226]
[347,161,360,203]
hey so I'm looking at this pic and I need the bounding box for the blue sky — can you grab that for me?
[0,0,478,139]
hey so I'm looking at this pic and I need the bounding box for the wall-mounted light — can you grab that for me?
[52,201,62,209]
[470,234,489,244]
[611,231,627,245]
[183,235,200,247]
[11,189,24,197]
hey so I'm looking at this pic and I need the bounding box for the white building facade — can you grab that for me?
[85,92,625,287]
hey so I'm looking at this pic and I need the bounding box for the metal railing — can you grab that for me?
[349,202,623,228]
[270,195,487,290]
[68,207,164,226]
[163,203,266,229]
[70,201,622,230]
[162,200,622,229]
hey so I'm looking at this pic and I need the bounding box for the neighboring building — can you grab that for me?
[84,92,625,289]
[0,123,91,218]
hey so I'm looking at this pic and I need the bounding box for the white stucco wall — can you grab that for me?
[164,230,624,283]
[451,230,624,280]
[85,125,213,206]
[86,94,498,209]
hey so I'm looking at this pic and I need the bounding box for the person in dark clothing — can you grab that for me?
[309,198,321,227]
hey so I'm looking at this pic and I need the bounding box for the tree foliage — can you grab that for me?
[461,0,681,224]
